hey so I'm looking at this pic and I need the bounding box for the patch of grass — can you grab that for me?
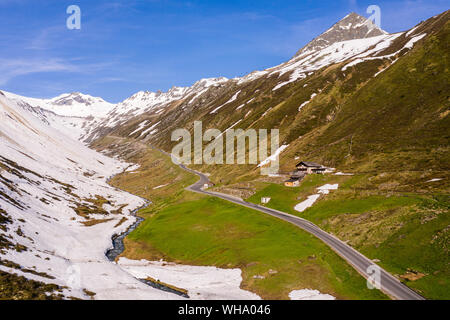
[114,217,128,228]
[82,289,96,299]
[108,146,197,207]
[0,270,63,300]
[360,196,449,300]
[71,195,111,219]
[80,218,113,227]
[300,195,421,223]
[0,208,28,254]
[0,207,12,232]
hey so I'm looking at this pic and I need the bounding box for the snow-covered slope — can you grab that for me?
[3,78,231,143]
[100,77,229,130]
[267,33,402,91]
[235,13,411,91]
[0,10,445,300]
[3,91,114,142]
[293,12,387,58]
[235,13,389,86]
[4,91,115,118]
[0,92,178,299]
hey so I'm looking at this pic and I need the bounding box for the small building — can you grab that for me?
[261,197,271,204]
[312,167,326,174]
[203,182,215,189]
[284,177,300,187]
[296,161,332,175]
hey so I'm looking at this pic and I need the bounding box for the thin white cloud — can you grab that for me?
[0,58,74,85]
[0,58,112,85]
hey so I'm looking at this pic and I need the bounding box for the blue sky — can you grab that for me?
[0,0,448,102]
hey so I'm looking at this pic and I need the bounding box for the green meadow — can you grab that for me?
[125,195,386,300]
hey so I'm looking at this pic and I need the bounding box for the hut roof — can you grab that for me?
[296,161,323,168]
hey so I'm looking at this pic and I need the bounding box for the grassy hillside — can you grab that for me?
[284,16,450,173]
[100,12,449,188]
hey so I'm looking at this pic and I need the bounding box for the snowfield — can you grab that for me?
[0,91,262,300]
[289,289,335,300]
[0,93,180,299]
[118,258,261,300]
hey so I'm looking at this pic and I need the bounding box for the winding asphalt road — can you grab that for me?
[178,164,425,301]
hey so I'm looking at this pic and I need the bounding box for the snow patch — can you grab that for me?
[210,90,241,114]
[257,145,289,168]
[404,33,427,49]
[294,184,339,212]
[118,258,261,300]
[153,184,169,189]
[334,172,354,176]
[289,289,335,300]
[294,194,321,212]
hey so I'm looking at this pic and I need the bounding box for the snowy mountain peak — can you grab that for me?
[192,77,229,89]
[49,92,110,107]
[120,77,228,107]
[293,12,388,58]
[101,76,230,131]
[2,91,115,118]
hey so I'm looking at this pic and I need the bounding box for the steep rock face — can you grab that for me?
[294,12,387,57]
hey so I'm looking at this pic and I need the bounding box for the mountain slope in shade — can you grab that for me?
[0,92,178,299]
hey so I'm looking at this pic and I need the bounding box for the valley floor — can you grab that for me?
[104,143,387,300]
[103,137,447,300]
